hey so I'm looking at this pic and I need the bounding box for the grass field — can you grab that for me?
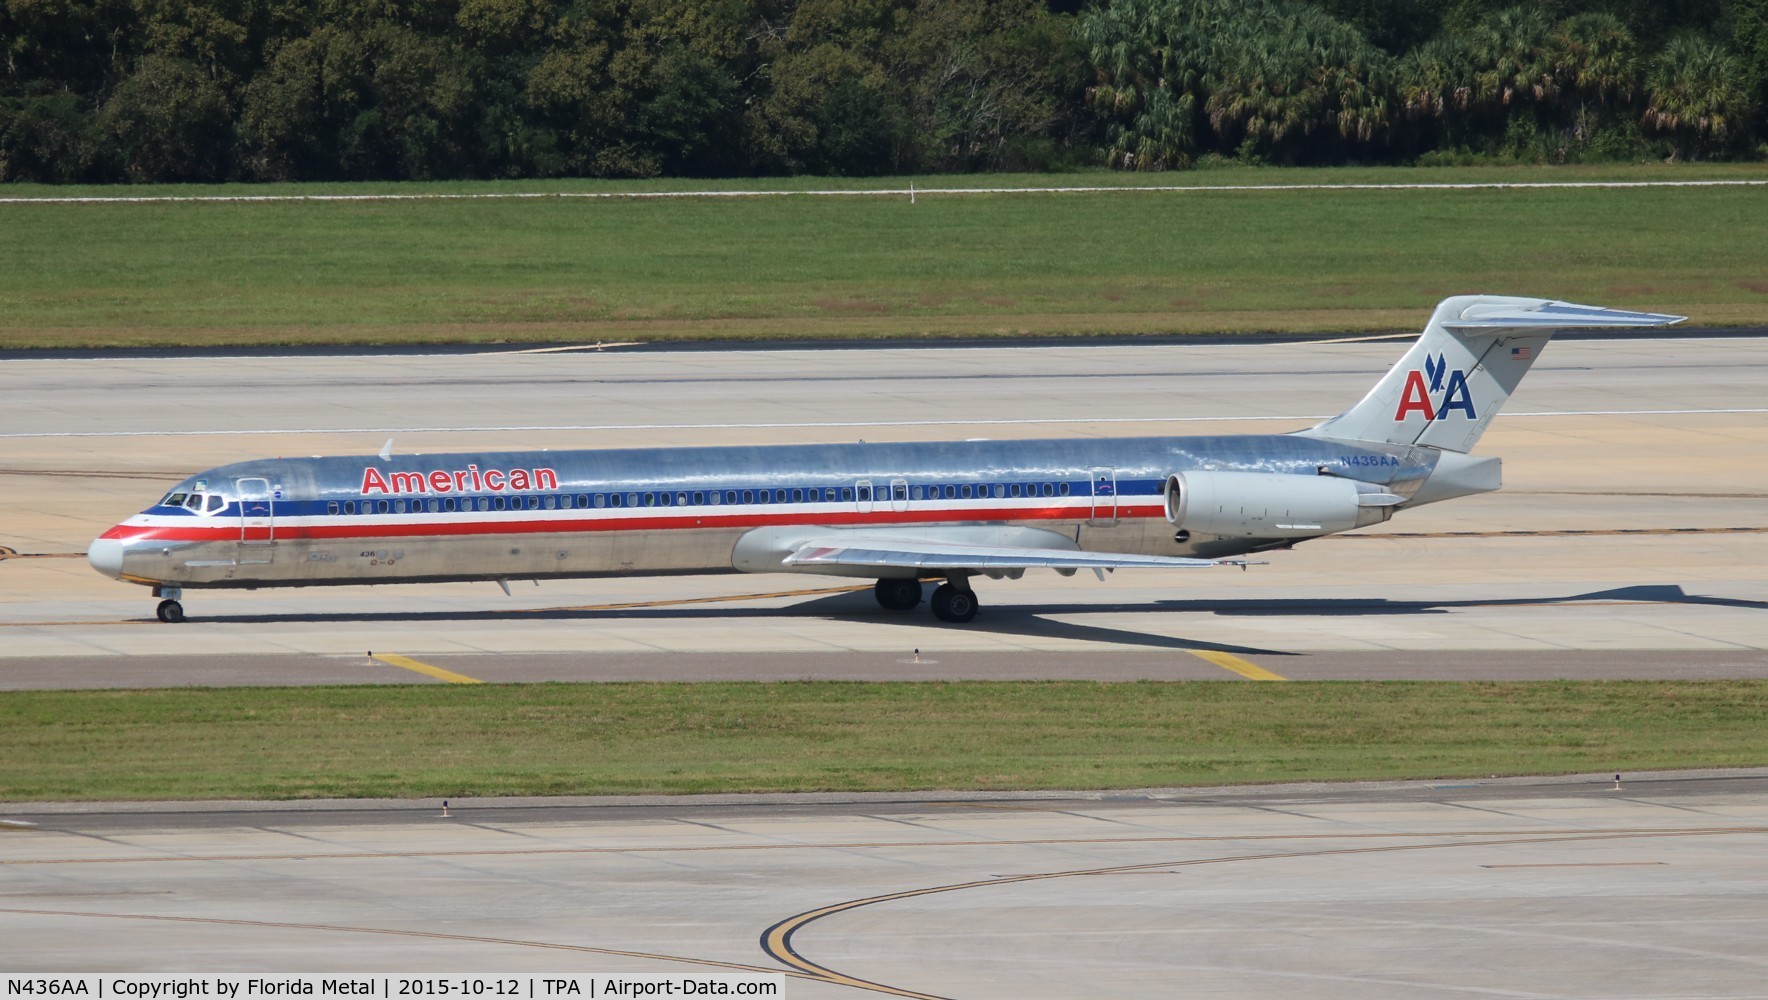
[2,164,1764,348]
[3,680,1763,801]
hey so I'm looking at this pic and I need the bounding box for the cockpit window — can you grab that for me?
[164,492,188,507]
[206,494,225,512]
[185,494,204,510]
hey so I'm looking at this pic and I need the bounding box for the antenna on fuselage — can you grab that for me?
[378,438,394,462]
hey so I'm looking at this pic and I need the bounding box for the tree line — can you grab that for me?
[2,0,1763,183]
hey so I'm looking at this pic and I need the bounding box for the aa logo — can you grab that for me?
[1394,353,1476,421]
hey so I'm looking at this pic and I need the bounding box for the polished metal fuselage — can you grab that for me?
[98,433,1436,590]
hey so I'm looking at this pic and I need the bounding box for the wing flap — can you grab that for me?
[783,539,1222,571]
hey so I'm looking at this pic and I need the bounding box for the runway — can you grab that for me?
[4,774,1767,997]
[2,335,1766,683]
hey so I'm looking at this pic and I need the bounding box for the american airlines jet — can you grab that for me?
[88,296,1681,624]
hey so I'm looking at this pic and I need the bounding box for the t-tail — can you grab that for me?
[1301,295,1684,453]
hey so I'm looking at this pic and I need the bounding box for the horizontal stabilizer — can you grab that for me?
[784,538,1221,572]
[1442,301,1685,332]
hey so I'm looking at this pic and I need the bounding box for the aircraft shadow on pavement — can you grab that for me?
[175,584,1762,656]
[1146,584,1768,616]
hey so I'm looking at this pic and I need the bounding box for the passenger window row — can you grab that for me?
[314,481,1080,517]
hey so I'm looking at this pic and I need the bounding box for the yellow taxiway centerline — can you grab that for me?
[370,653,483,685]
[1185,649,1287,680]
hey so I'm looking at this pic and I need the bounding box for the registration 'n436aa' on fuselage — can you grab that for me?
[88,295,1683,624]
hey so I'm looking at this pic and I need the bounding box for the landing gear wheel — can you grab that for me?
[156,599,185,623]
[930,583,979,624]
[873,577,923,612]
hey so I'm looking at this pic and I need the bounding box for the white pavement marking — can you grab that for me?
[3,179,1766,205]
[2,408,1764,440]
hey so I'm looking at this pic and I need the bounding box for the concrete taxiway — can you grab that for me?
[4,774,1767,997]
[2,335,1766,682]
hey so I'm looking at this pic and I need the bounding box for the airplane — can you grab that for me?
[88,295,1682,624]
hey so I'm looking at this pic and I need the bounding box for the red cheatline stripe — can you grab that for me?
[98,504,1164,544]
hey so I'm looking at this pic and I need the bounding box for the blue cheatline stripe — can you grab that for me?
[150,476,1174,519]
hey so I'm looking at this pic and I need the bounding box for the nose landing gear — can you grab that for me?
[152,586,185,623]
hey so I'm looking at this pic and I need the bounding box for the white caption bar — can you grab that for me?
[2,976,782,1000]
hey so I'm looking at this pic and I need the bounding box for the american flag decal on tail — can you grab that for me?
[1510,346,1533,360]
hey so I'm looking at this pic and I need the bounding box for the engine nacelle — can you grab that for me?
[1164,470,1402,539]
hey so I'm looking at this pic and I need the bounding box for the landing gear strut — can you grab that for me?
[930,582,979,623]
[873,577,923,612]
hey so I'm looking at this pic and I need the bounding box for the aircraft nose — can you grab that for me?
[88,537,125,579]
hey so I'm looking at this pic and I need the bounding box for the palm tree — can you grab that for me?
[1397,36,1473,121]
[1643,33,1754,160]
[1467,6,1557,110]
[1555,12,1637,111]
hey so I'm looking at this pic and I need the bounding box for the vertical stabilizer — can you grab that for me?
[1300,296,1683,453]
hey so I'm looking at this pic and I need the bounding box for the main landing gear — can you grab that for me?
[929,583,978,624]
[153,586,185,623]
[873,577,923,611]
[873,576,979,624]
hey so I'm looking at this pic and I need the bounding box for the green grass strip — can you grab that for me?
[3,681,1763,801]
[3,165,1765,349]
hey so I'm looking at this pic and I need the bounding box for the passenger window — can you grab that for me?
[344,501,355,514]
[1010,484,1022,498]
[327,502,339,515]
[857,486,871,501]
[893,484,906,501]
[394,499,406,513]
[792,489,804,503]
[492,497,504,511]
[559,495,571,509]
[724,491,738,505]
[1059,483,1071,496]
[944,485,957,499]
[1042,483,1054,497]
[708,491,720,506]
[911,486,923,500]
[595,494,607,508]
[444,498,456,512]
[693,491,704,505]
[994,484,1006,498]
[544,495,557,510]
[742,490,754,504]
[577,494,589,508]
[961,485,973,499]
[841,487,854,502]
[378,500,391,513]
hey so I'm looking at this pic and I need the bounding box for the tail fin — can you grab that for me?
[1301,295,1684,453]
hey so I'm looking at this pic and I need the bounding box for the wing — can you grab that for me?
[782,537,1223,572]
